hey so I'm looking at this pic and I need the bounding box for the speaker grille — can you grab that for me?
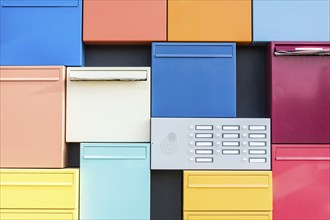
[160,132,178,156]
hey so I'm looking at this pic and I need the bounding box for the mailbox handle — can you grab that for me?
[69,71,147,81]
[274,46,330,56]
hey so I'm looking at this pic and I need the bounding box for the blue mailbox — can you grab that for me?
[80,143,150,220]
[0,0,84,66]
[253,0,330,42]
[152,42,236,118]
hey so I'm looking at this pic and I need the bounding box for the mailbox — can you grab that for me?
[0,0,83,65]
[152,43,236,118]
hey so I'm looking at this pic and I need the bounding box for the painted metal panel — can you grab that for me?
[168,0,251,43]
[83,0,166,43]
[0,169,79,209]
[253,1,330,42]
[0,0,83,65]
[184,171,272,211]
[269,42,330,143]
[80,143,150,220]
[0,66,66,168]
[66,67,150,142]
[0,209,77,220]
[152,43,236,117]
[184,211,272,220]
[272,144,330,220]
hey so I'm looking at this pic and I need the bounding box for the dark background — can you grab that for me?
[68,45,268,220]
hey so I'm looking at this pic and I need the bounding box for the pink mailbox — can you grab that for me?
[269,42,330,144]
[0,66,66,168]
[272,144,330,220]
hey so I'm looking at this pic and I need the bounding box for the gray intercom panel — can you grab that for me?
[151,118,271,170]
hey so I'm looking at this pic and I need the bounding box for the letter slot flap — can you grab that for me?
[274,44,330,56]
[187,174,271,188]
[82,145,148,160]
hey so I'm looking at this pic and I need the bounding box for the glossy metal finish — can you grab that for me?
[269,42,330,143]
[272,144,330,220]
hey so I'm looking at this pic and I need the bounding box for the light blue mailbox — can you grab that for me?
[253,0,330,42]
[80,143,150,220]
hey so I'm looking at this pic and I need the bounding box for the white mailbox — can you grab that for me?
[66,67,150,142]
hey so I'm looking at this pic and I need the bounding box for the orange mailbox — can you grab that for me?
[168,0,251,43]
[0,66,66,168]
[83,0,167,44]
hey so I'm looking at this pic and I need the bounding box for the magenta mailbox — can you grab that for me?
[269,42,330,144]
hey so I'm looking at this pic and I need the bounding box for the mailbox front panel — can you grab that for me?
[152,118,270,170]
[0,0,83,65]
[83,0,166,43]
[152,43,236,117]
[272,144,330,220]
[184,212,272,220]
[253,1,330,42]
[168,0,251,43]
[80,143,150,220]
[184,171,272,211]
[0,209,77,220]
[270,42,330,143]
[66,67,150,142]
[0,169,79,209]
[0,66,66,168]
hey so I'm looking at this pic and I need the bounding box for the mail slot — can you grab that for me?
[272,144,330,220]
[83,0,166,43]
[152,43,236,117]
[66,67,150,142]
[0,66,66,168]
[168,0,251,43]
[184,211,272,220]
[0,209,77,220]
[253,1,330,42]
[183,171,272,211]
[80,143,150,220]
[0,0,83,65]
[0,169,79,209]
[269,42,330,143]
